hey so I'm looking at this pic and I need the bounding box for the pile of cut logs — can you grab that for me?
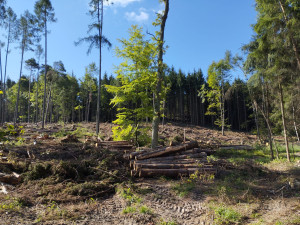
[128,141,217,178]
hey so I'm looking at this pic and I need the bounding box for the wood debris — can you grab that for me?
[129,141,217,178]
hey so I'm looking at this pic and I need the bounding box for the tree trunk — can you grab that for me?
[28,69,32,123]
[292,101,299,142]
[0,45,3,125]
[137,168,216,178]
[42,18,47,129]
[96,1,103,135]
[151,0,169,148]
[14,44,25,126]
[138,141,198,160]
[279,82,290,161]
[45,87,51,125]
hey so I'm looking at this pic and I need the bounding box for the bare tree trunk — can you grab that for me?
[151,0,169,148]
[96,0,104,135]
[28,70,32,123]
[42,18,47,129]
[45,87,51,125]
[0,45,3,125]
[292,101,299,142]
[279,82,290,162]
[14,44,25,126]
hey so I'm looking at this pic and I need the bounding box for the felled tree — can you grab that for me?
[106,25,156,145]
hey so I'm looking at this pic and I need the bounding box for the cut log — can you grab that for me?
[134,158,208,165]
[136,152,206,163]
[135,163,214,170]
[0,172,21,185]
[129,150,148,159]
[136,141,199,160]
[219,145,254,150]
[184,148,216,156]
[137,167,217,178]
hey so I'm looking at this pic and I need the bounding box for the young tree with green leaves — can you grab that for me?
[106,25,157,145]
[202,51,232,136]
[34,0,56,128]
[75,0,111,135]
[152,0,169,148]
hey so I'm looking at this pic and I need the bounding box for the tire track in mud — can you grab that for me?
[78,182,214,225]
[135,183,212,225]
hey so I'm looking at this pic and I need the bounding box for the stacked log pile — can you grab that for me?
[98,141,134,151]
[129,141,217,178]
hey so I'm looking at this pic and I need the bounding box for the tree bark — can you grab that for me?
[14,44,25,126]
[96,0,104,135]
[137,141,198,160]
[42,16,47,129]
[137,167,216,178]
[279,82,290,161]
[151,0,169,148]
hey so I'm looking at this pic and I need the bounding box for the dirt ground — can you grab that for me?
[0,122,299,225]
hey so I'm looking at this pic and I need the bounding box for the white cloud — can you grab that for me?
[125,9,149,23]
[105,0,142,7]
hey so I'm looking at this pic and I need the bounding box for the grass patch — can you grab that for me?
[159,218,178,225]
[122,206,136,214]
[139,205,152,214]
[212,205,242,225]
[172,181,195,198]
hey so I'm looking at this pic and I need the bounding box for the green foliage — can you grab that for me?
[139,205,152,214]
[122,206,136,214]
[106,25,158,145]
[0,197,27,212]
[212,205,242,225]
[118,187,142,205]
[202,51,232,131]
[0,125,24,142]
[172,182,195,198]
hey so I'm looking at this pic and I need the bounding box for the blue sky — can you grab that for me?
[1,0,257,82]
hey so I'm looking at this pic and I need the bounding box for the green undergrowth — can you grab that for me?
[117,184,153,215]
[210,203,243,225]
[53,125,95,139]
[172,171,215,198]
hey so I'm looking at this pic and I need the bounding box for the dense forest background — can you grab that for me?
[0,0,299,158]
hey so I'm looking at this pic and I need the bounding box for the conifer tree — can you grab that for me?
[14,11,36,125]
[75,0,111,135]
[34,0,56,128]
